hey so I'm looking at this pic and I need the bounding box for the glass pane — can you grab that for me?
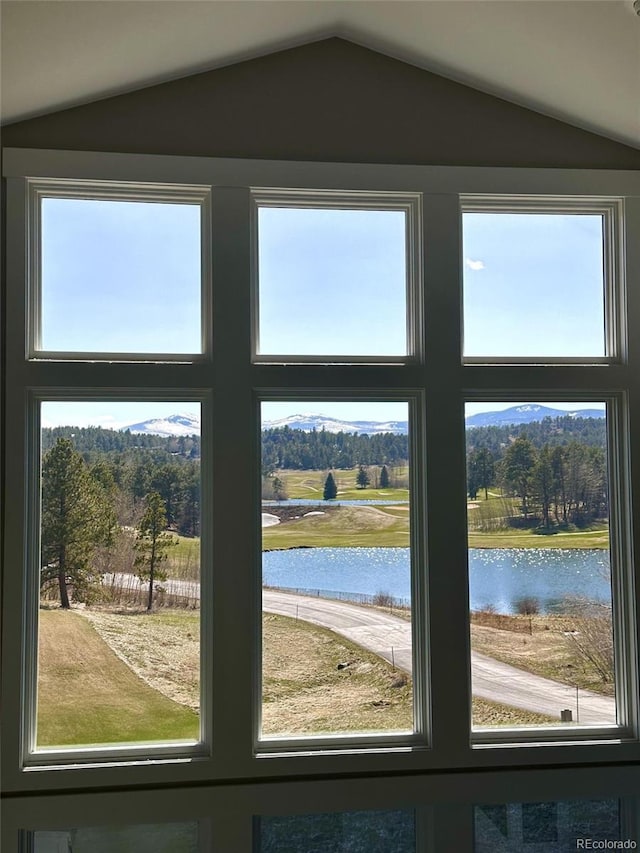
[462,212,605,358]
[465,402,616,730]
[260,401,413,738]
[257,206,407,356]
[474,799,622,852]
[32,823,199,853]
[40,197,201,353]
[259,809,415,853]
[37,402,201,749]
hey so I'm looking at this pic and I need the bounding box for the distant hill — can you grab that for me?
[262,413,409,435]
[465,404,605,429]
[120,405,605,438]
[122,413,201,437]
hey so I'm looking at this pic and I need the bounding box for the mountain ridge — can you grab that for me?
[119,405,605,437]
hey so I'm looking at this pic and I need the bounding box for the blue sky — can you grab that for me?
[258,207,406,355]
[41,198,201,353]
[41,198,605,360]
[463,212,604,357]
[39,200,606,426]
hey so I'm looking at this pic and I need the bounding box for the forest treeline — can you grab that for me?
[261,426,409,471]
[42,427,201,537]
[42,414,608,533]
[466,416,608,528]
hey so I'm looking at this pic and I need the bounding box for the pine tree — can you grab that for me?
[356,465,370,489]
[379,465,390,489]
[134,491,177,611]
[467,448,495,500]
[502,436,536,517]
[323,472,338,500]
[41,438,113,608]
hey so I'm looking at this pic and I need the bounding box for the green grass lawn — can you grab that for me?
[165,534,200,579]
[37,609,199,748]
[273,467,409,503]
[263,505,411,549]
[468,523,609,549]
[262,503,608,550]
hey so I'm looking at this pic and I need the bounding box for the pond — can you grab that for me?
[262,547,611,614]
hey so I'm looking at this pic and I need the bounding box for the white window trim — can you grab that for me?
[2,149,640,796]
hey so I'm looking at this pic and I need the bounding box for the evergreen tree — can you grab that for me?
[532,445,554,528]
[272,476,287,501]
[134,491,177,611]
[501,436,536,517]
[356,465,370,489]
[379,465,390,489]
[41,438,113,608]
[467,448,495,500]
[323,472,338,500]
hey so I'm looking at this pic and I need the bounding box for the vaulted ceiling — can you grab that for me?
[2,1,639,150]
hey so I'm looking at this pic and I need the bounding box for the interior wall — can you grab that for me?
[3,38,639,169]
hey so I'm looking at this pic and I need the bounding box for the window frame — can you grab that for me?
[2,148,640,796]
[22,388,213,768]
[254,389,430,753]
[250,188,423,364]
[460,195,625,365]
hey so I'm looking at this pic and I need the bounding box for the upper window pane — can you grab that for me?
[257,205,408,357]
[39,195,202,355]
[462,212,605,359]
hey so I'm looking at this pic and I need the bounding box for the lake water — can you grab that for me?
[262,547,611,614]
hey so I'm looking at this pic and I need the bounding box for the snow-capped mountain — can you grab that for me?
[121,413,201,437]
[465,404,606,429]
[262,413,409,435]
[121,412,409,437]
[121,406,604,437]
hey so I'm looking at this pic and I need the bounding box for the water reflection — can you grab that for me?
[474,799,622,852]
[32,823,199,853]
[258,809,415,853]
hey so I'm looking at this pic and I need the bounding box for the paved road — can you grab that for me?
[263,590,615,725]
[106,573,616,725]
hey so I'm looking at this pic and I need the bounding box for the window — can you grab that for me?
[2,151,639,799]
[30,180,210,359]
[254,192,421,361]
[461,201,621,362]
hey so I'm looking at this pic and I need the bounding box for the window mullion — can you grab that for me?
[209,186,256,775]
[620,196,640,737]
[421,192,472,764]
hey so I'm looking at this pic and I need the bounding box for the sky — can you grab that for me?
[40,198,605,360]
[38,198,607,426]
[40,400,605,430]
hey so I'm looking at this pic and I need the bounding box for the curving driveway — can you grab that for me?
[263,590,616,725]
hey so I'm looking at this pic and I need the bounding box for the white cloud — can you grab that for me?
[465,258,485,271]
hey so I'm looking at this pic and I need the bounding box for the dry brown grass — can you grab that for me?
[80,608,200,710]
[470,617,615,696]
[69,606,573,737]
[262,613,413,735]
[472,697,555,727]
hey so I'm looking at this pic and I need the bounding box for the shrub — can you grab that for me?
[513,596,540,615]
